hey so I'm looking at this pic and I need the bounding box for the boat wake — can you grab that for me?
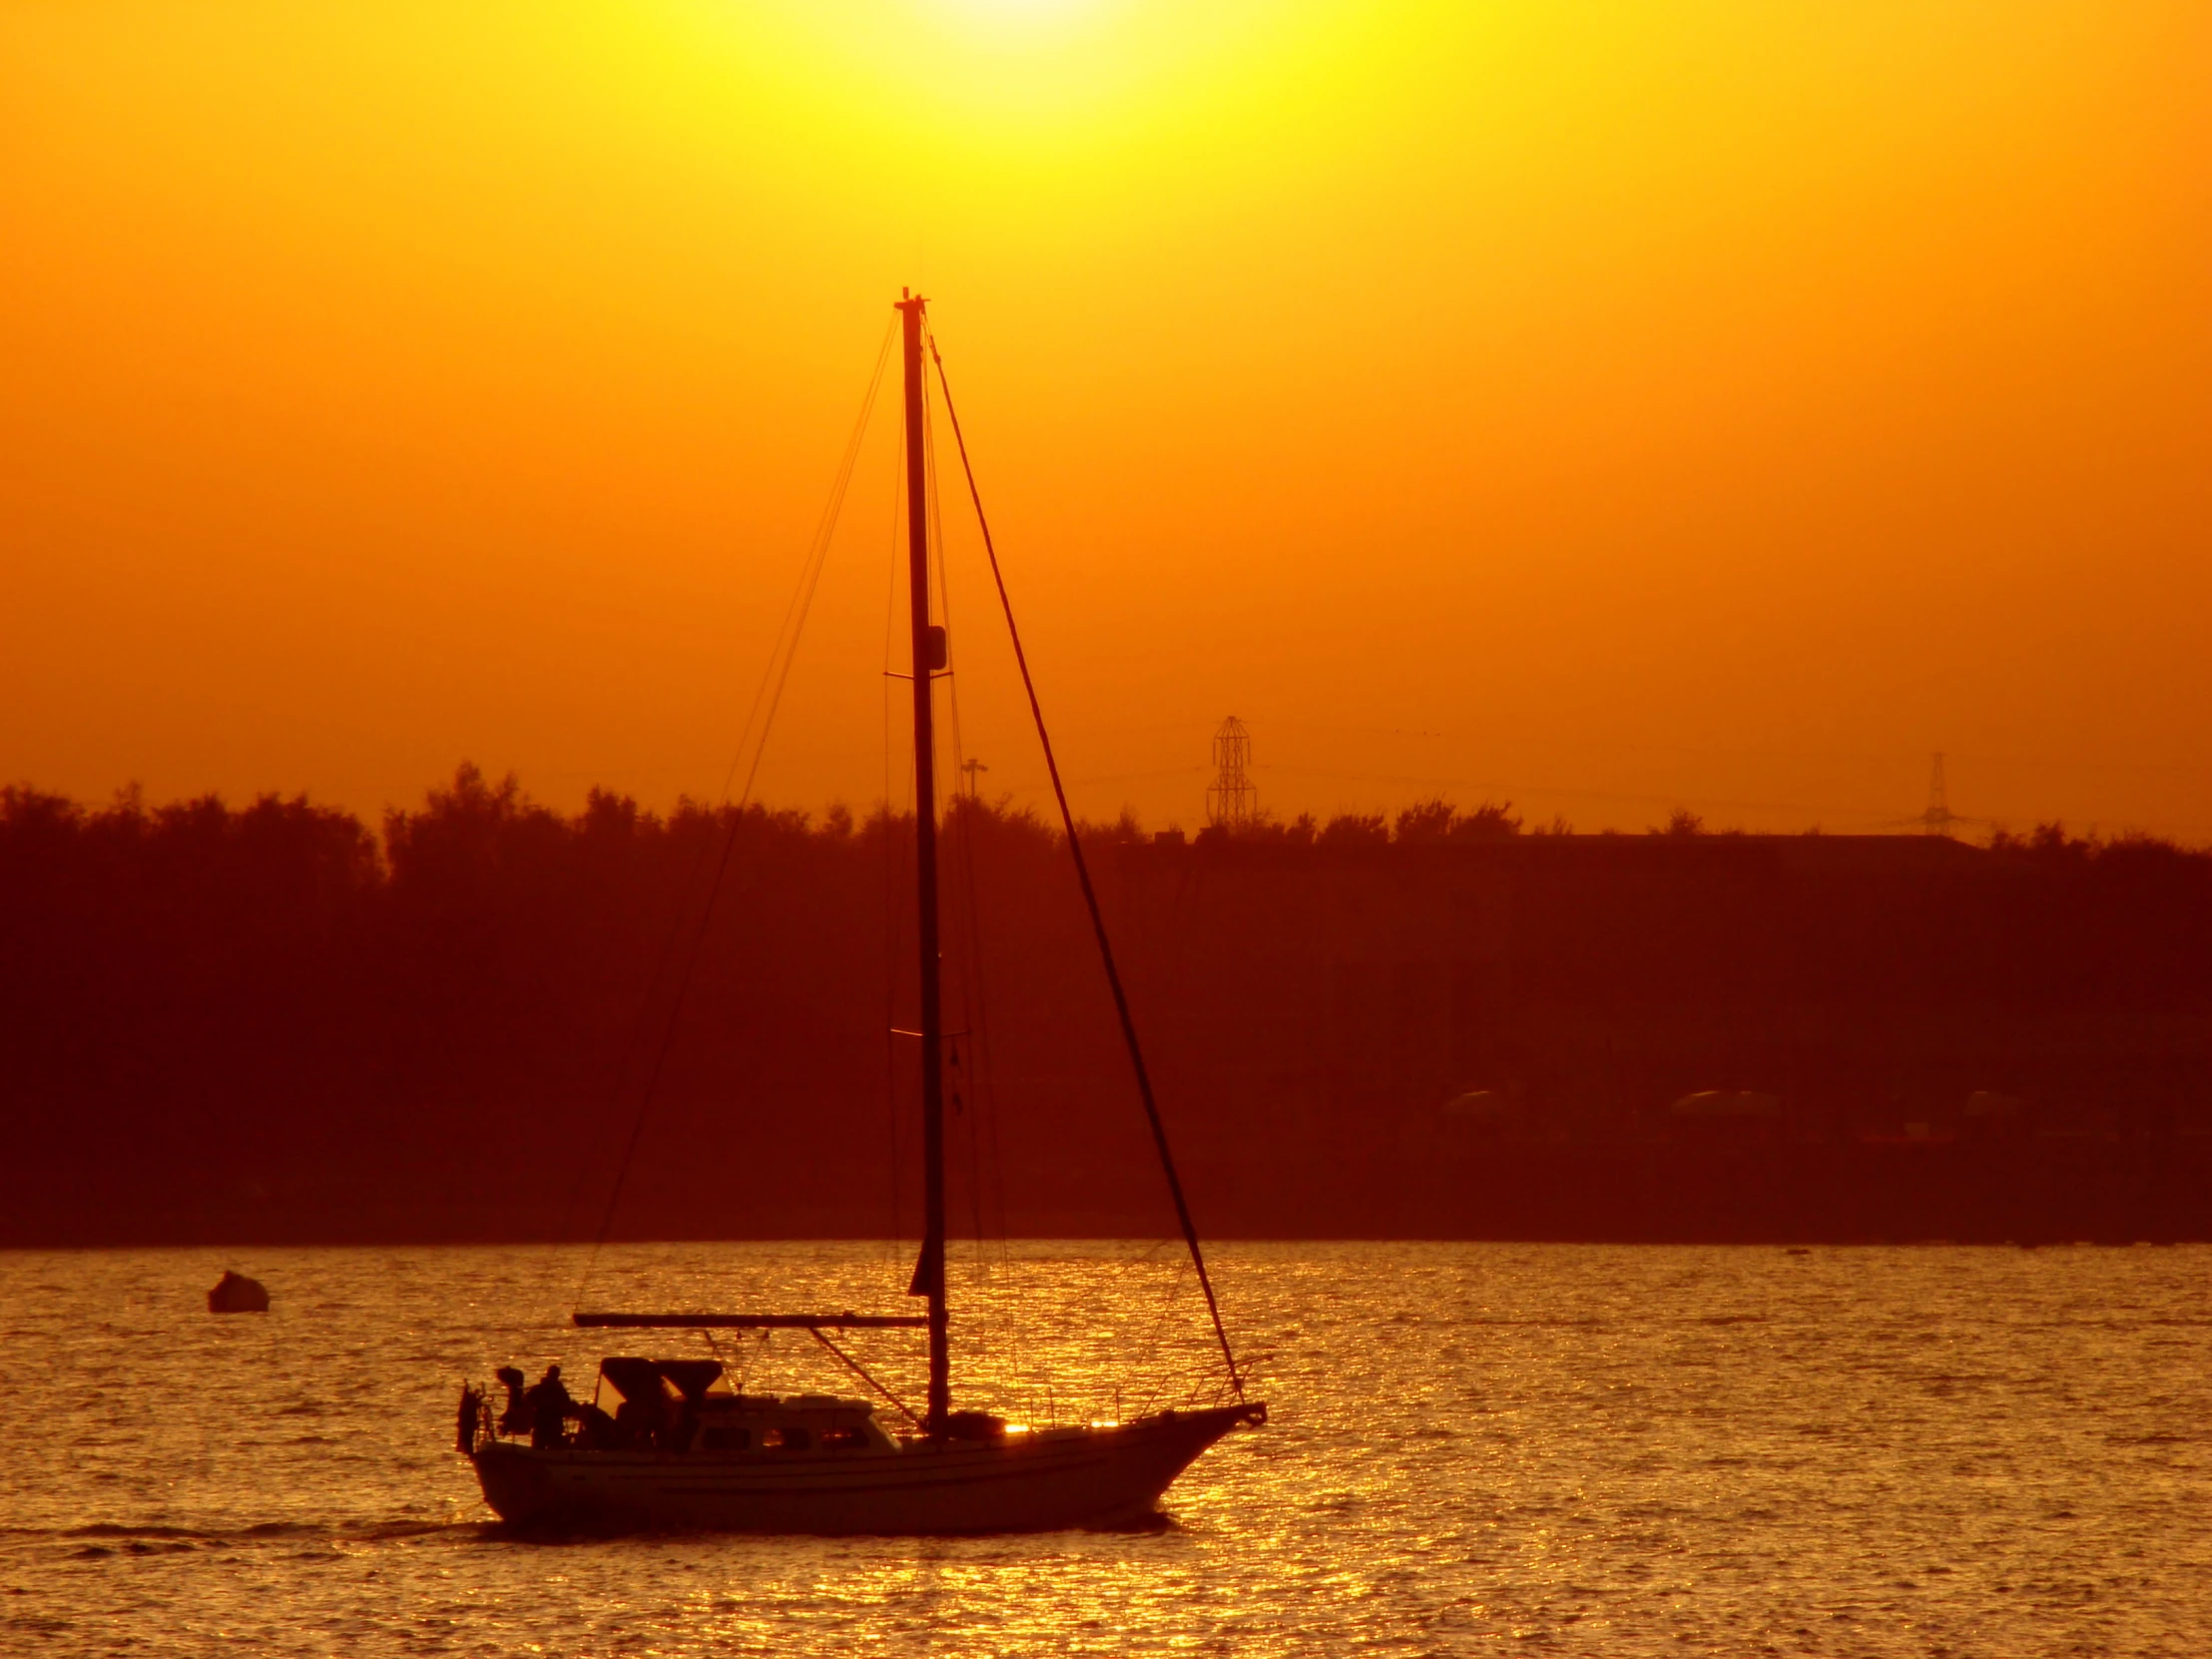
[1,1517,485,1553]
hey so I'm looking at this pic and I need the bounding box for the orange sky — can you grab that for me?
[5,1,2209,836]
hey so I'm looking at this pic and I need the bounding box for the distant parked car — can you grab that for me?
[1669,1090,1780,1119]
[1438,1089,1526,1134]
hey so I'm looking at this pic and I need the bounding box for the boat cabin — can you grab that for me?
[570,1357,896,1455]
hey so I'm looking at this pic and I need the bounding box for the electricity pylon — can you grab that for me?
[1881,752,1987,838]
[1207,716,1258,831]
[1917,752,1959,836]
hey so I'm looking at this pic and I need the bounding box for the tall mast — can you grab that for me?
[896,288,950,1434]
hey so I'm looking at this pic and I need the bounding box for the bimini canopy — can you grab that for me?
[597,1357,724,1404]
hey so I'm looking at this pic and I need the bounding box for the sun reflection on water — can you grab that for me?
[3,1242,2210,1654]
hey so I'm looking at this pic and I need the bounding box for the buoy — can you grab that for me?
[208,1270,270,1314]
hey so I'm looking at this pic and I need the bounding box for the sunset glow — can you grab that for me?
[12,8,2212,1638]
[4,1,2208,835]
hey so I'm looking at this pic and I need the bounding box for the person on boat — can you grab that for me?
[454,1383,484,1455]
[524,1365,573,1448]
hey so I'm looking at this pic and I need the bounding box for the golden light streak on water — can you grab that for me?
[3,1241,2209,1653]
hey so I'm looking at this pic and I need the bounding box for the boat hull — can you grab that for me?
[471,1404,1261,1534]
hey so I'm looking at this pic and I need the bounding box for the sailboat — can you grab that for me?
[455,291,1265,1532]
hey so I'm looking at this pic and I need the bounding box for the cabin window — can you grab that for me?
[821,1426,867,1450]
[762,1425,811,1451]
[702,1426,749,1451]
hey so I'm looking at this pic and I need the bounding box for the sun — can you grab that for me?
[934,0,1104,52]
[948,0,1096,18]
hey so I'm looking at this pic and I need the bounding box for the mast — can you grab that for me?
[896,288,950,1434]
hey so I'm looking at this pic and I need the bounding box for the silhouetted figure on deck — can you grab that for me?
[524,1365,572,1449]
[454,1383,484,1455]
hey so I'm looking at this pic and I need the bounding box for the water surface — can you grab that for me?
[4,1242,2207,1655]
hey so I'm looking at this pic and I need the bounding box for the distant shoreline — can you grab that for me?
[8,774,2208,1254]
[10,1134,2207,1249]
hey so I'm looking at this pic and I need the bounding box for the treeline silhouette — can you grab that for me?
[4,769,2210,1244]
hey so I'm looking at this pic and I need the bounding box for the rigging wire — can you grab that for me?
[880,382,912,1265]
[920,366,1000,1283]
[573,321,895,1306]
[1130,1256,1195,1419]
[951,773,1014,1265]
[926,328,1246,1399]
[920,363,1025,1382]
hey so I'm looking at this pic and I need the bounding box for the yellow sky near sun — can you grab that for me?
[3,1,2209,834]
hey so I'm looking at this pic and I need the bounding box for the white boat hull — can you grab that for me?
[471,1404,1262,1534]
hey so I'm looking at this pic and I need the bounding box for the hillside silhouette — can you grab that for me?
[5,768,2209,1245]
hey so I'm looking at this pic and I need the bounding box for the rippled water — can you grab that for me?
[4,1241,2209,1656]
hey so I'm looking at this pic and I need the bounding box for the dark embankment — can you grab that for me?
[4,771,2209,1245]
